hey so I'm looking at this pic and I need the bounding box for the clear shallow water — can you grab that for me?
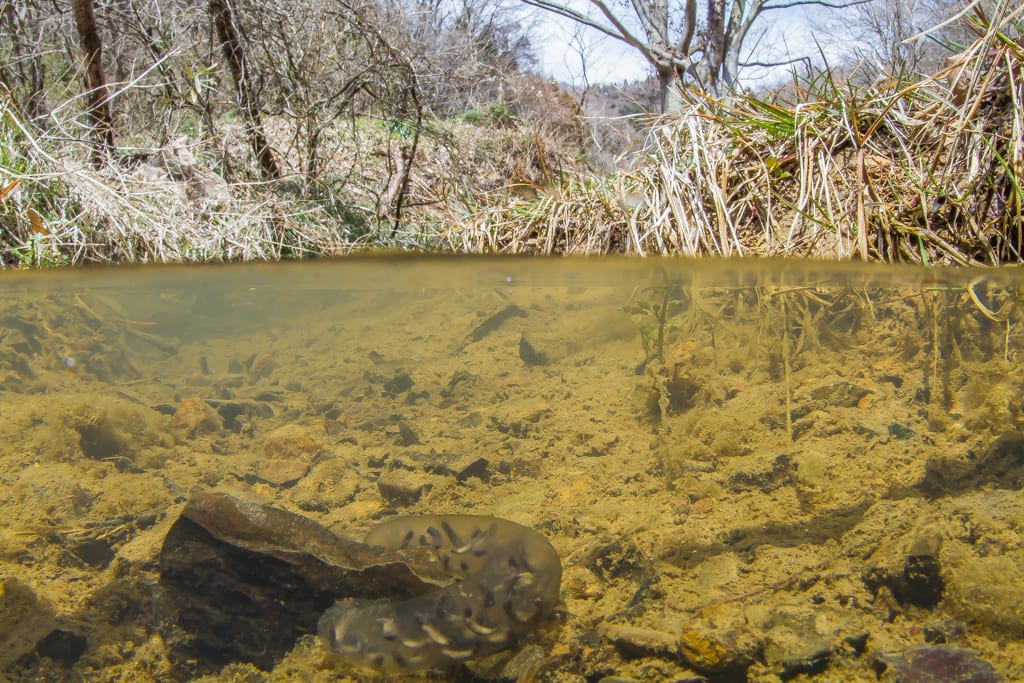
[0,257,1022,682]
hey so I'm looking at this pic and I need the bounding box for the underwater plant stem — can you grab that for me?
[930,291,939,404]
[782,296,793,442]
[656,286,670,363]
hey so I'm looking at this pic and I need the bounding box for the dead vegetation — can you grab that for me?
[456,4,1024,263]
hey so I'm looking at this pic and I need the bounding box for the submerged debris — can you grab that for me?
[873,646,1004,683]
[918,431,1024,496]
[519,331,550,366]
[465,304,527,346]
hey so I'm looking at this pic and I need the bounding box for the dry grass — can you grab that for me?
[450,3,1023,264]
[436,175,629,254]
[0,108,364,265]
[0,92,584,265]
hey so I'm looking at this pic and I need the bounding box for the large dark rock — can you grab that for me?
[918,431,1024,496]
[158,492,445,676]
[872,646,1003,683]
[33,629,88,668]
[863,526,945,609]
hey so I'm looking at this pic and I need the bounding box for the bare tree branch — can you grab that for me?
[519,0,630,44]
[740,54,813,68]
[628,0,663,45]
[762,0,871,11]
[677,0,696,56]
[209,0,281,180]
[522,0,668,74]
[523,0,864,107]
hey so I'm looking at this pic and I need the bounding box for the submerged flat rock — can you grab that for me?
[157,492,442,674]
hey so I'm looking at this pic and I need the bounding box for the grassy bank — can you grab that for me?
[1,7,1021,267]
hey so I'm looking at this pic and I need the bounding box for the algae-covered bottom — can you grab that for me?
[0,257,1022,682]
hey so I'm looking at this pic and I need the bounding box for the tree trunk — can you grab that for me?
[71,0,114,168]
[208,0,281,181]
[657,67,675,113]
[2,3,48,119]
[703,0,725,96]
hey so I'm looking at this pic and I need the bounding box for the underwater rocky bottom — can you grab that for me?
[1,261,1023,682]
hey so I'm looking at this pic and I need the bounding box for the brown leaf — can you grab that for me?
[0,179,20,202]
[26,207,48,235]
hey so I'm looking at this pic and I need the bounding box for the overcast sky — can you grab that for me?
[527,2,848,88]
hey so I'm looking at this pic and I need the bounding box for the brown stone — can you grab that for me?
[253,458,310,487]
[377,471,433,506]
[249,352,275,379]
[263,424,323,459]
[172,396,221,437]
[677,621,761,675]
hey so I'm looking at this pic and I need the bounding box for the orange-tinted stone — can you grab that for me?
[263,424,323,459]
[172,396,221,437]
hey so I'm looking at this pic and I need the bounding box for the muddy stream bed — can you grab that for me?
[1,259,1022,683]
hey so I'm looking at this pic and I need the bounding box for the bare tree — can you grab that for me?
[208,0,281,181]
[72,0,115,167]
[521,0,865,108]
[381,0,535,116]
[229,0,424,230]
[1,1,48,120]
[824,0,999,81]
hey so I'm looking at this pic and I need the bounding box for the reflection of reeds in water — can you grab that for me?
[628,280,872,432]
[628,275,1022,459]
[625,282,728,424]
[918,279,1022,421]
